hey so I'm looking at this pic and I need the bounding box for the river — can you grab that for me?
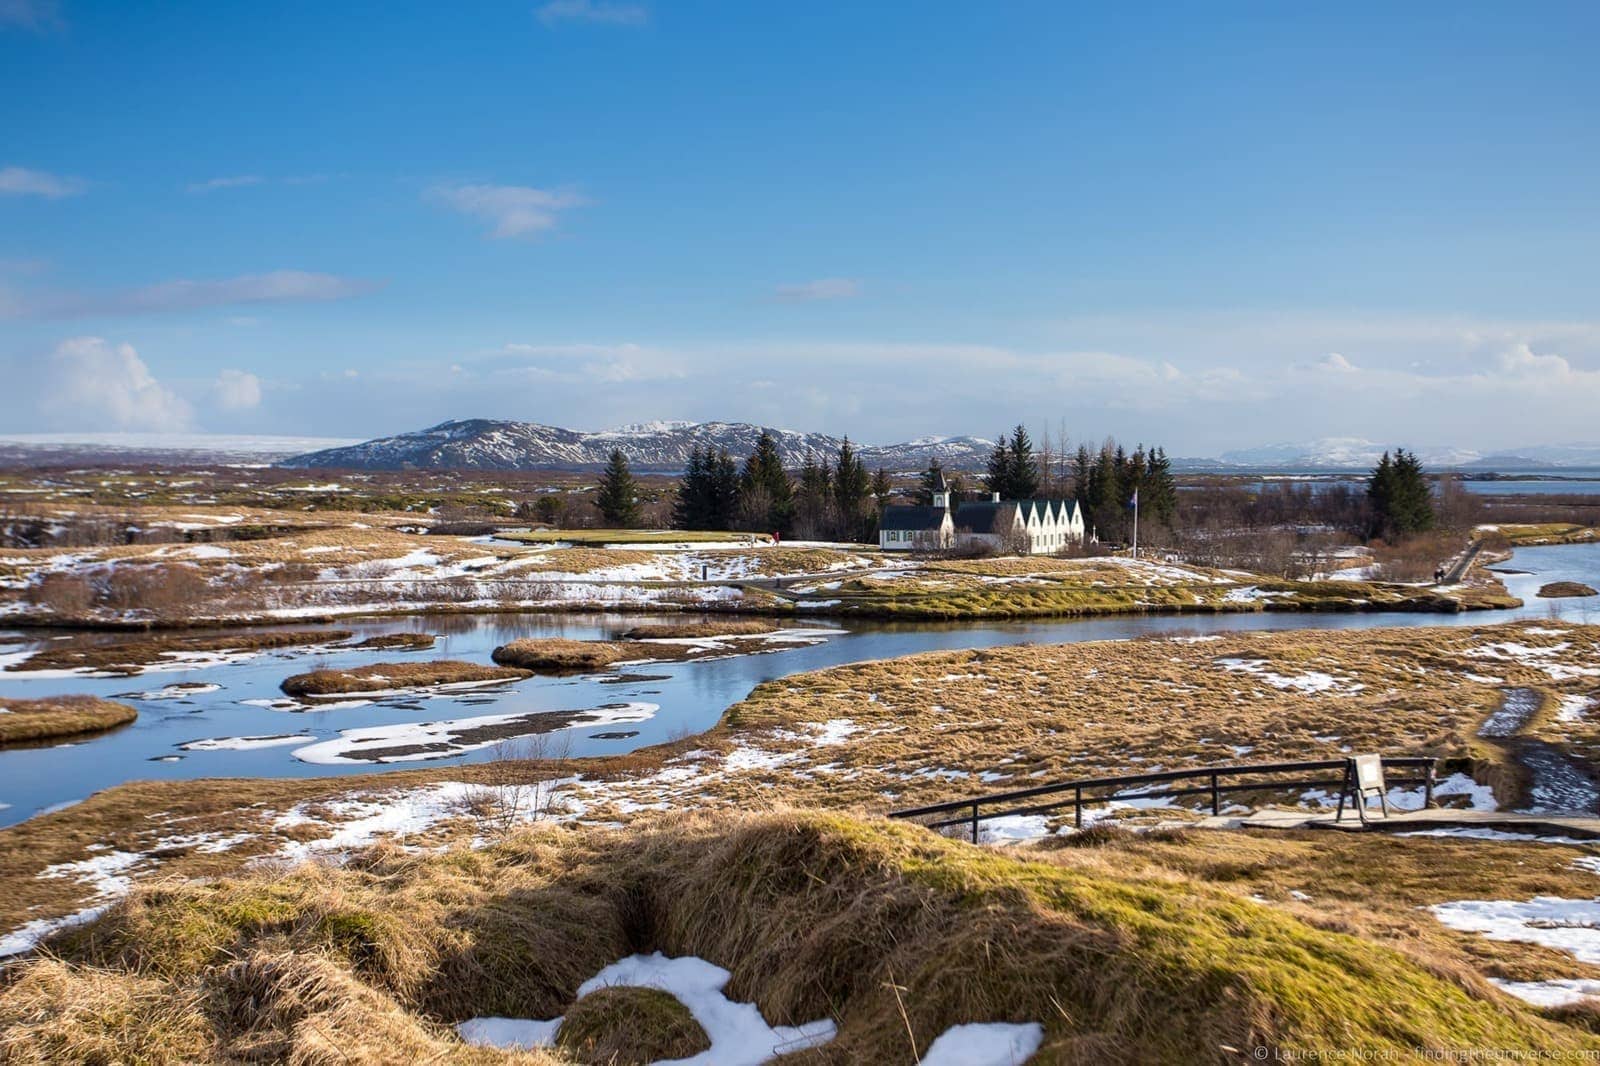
[1,542,1597,828]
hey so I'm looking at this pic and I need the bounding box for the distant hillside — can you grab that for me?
[280,419,997,472]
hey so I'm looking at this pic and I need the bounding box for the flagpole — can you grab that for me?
[1132,490,1138,560]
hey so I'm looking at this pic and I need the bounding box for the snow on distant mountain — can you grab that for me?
[0,432,362,464]
[282,419,997,472]
[1217,439,1485,470]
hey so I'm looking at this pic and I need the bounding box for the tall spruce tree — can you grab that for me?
[595,449,641,527]
[709,449,739,529]
[1072,444,1093,508]
[671,446,708,528]
[1145,447,1178,529]
[985,431,1012,500]
[833,438,871,540]
[737,430,793,533]
[1369,448,1434,539]
[871,467,893,503]
[1088,444,1122,542]
[794,451,832,539]
[916,460,947,506]
[1007,425,1040,499]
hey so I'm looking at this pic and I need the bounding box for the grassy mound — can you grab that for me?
[3,811,1593,1063]
[5,629,351,677]
[619,619,777,640]
[556,986,710,1064]
[0,696,138,745]
[1539,581,1598,598]
[491,638,637,672]
[281,660,532,697]
[344,632,439,650]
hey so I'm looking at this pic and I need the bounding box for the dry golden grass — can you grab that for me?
[556,986,710,1064]
[343,631,438,650]
[619,619,777,639]
[4,629,351,676]
[1541,581,1598,598]
[491,638,641,672]
[1495,523,1600,546]
[0,696,138,745]
[2,811,1595,1063]
[281,660,533,696]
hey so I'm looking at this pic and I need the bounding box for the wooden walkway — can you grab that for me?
[1186,807,1600,839]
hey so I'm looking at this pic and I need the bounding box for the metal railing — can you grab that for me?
[888,756,1438,843]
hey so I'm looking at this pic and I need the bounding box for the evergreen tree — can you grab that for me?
[737,430,793,533]
[916,460,947,506]
[1071,444,1093,508]
[794,451,832,539]
[1088,443,1122,542]
[1008,424,1040,498]
[985,431,1012,500]
[833,438,871,540]
[672,447,709,529]
[1369,449,1434,538]
[871,467,893,504]
[1145,447,1178,529]
[595,449,641,527]
[709,449,740,529]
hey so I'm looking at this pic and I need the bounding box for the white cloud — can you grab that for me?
[39,337,193,431]
[2,270,379,318]
[0,0,61,31]
[211,369,262,411]
[536,0,647,27]
[429,183,587,239]
[186,175,265,194]
[0,165,86,198]
[773,278,862,303]
[1319,352,1357,372]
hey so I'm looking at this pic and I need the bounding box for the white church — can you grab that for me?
[878,471,1086,555]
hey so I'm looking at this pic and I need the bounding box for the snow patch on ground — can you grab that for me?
[1431,896,1600,966]
[291,703,658,765]
[1215,657,1357,695]
[456,952,838,1064]
[922,1022,1045,1066]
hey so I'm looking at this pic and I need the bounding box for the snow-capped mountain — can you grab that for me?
[281,419,997,472]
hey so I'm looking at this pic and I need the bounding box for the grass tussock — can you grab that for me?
[343,632,438,650]
[281,660,532,697]
[0,695,138,745]
[492,638,639,672]
[619,619,777,640]
[5,629,351,677]
[556,986,710,1064]
[2,811,1594,1063]
[1539,581,1598,599]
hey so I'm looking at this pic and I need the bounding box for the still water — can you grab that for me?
[1,543,1597,828]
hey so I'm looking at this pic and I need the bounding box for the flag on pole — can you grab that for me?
[1129,488,1138,509]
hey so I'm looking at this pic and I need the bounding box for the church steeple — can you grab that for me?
[931,468,949,510]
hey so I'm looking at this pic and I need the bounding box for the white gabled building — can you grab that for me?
[879,471,1086,555]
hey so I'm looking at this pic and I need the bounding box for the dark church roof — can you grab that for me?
[952,500,1015,534]
[879,505,950,532]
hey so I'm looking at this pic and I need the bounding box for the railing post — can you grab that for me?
[1210,772,1220,816]
[971,801,979,844]
[1424,759,1436,809]
[1074,786,1082,829]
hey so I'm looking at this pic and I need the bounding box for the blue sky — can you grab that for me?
[2,0,1597,453]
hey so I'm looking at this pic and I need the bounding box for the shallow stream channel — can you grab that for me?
[1,543,1597,828]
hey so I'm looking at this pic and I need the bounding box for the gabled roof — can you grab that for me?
[880,505,950,532]
[952,500,1016,534]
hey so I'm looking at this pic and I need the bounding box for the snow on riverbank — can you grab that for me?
[291,702,659,766]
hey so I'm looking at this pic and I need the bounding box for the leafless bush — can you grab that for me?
[460,731,575,838]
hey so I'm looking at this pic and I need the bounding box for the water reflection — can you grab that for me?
[1,544,1597,827]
